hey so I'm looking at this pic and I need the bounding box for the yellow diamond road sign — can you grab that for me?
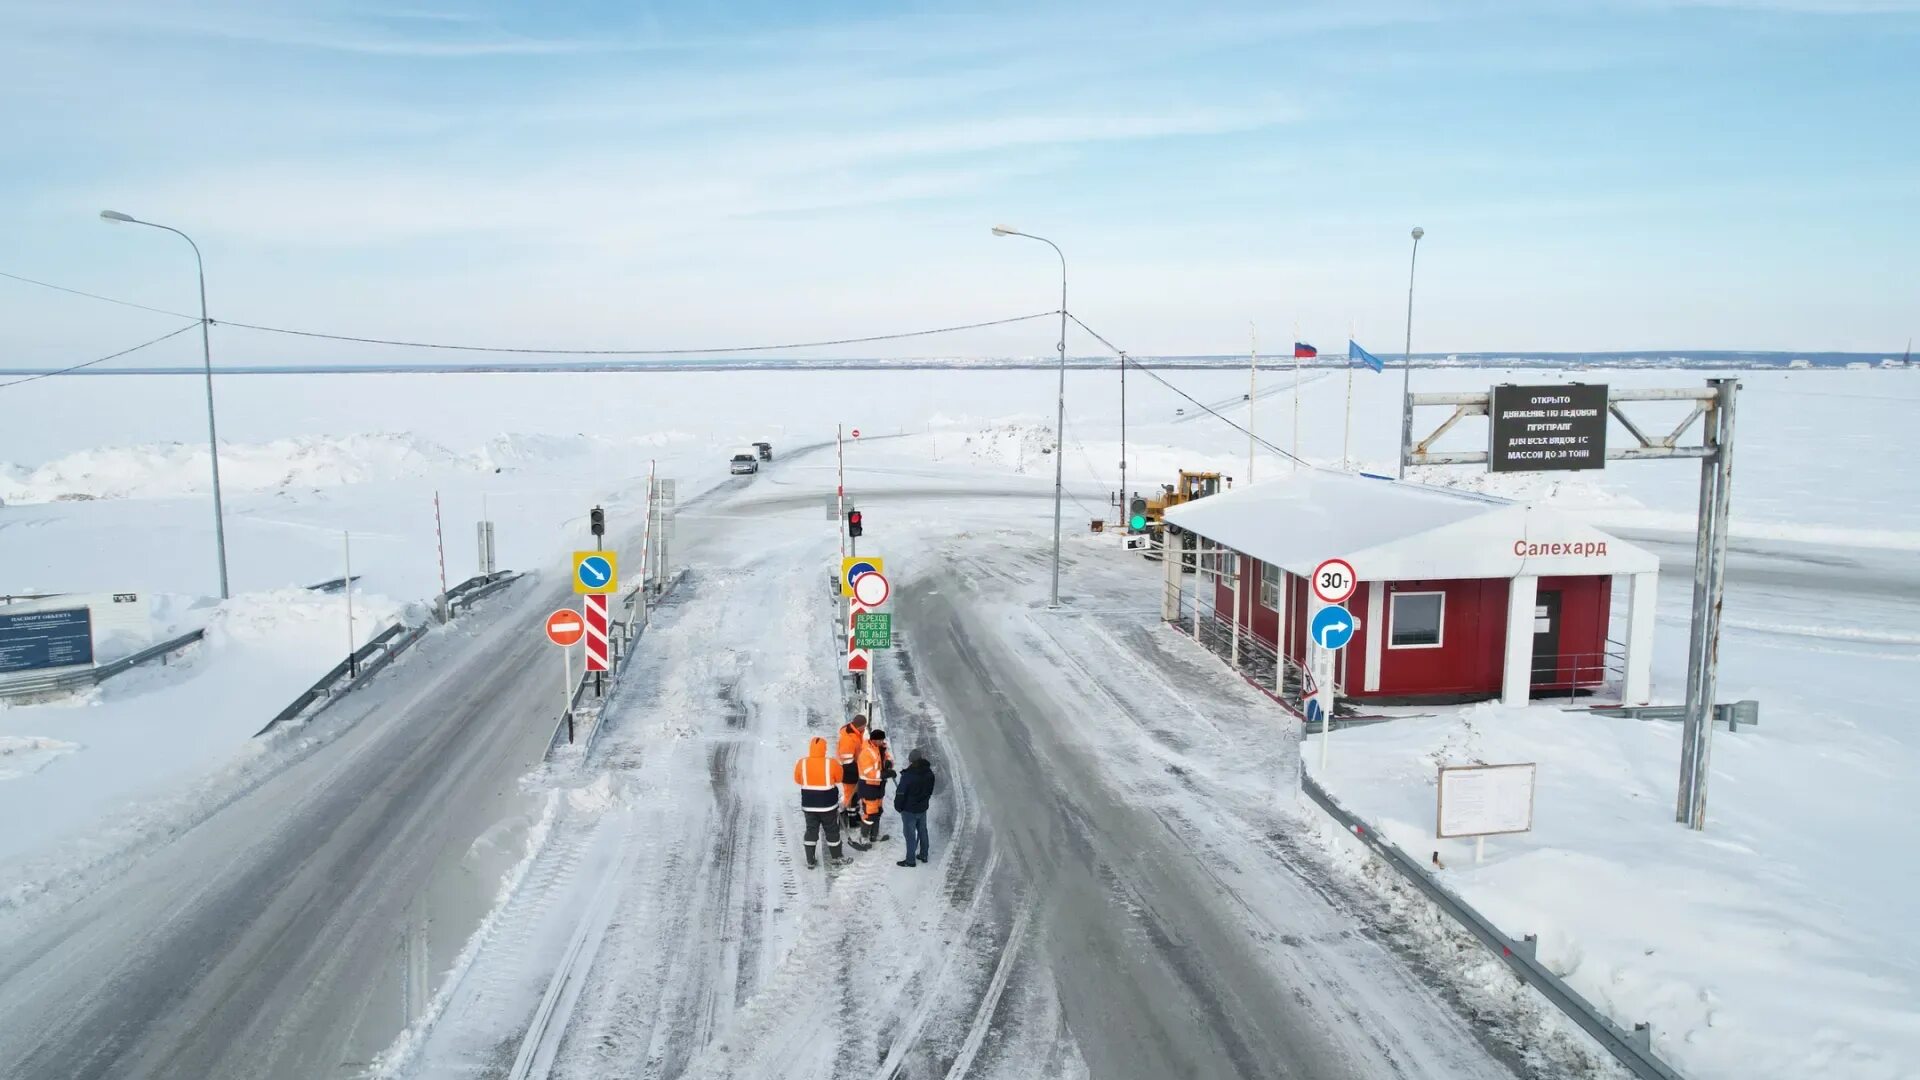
[573,550,619,594]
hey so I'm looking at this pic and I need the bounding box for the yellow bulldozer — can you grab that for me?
[1125,471,1224,559]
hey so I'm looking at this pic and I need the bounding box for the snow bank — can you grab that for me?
[0,431,704,505]
[0,434,460,503]
[1307,702,1920,1080]
[0,585,409,876]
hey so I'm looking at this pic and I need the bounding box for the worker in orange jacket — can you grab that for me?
[856,729,893,846]
[836,714,868,830]
[793,736,845,868]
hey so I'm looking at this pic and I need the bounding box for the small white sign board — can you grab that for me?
[1436,763,1536,838]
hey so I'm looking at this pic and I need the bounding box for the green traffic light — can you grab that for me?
[1129,514,1148,531]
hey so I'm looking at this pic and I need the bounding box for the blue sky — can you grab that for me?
[1,0,1914,366]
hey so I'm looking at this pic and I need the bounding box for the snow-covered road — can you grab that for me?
[0,457,774,1079]
[404,462,1576,1080]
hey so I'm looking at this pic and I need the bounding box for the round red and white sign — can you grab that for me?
[1311,558,1357,605]
[852,570,890,607]
[545,609,585,647]
[851,428,862,439]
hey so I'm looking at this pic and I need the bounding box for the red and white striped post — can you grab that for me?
[584,594,609,697]
[836,425,846,562]
[433,491,449,623]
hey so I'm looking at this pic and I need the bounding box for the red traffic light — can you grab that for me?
[848,511,862,525]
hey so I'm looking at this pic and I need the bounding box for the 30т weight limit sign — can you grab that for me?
[1311,558,1356,605]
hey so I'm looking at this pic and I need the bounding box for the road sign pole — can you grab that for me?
[640,460,655,617]
[562,642,573,742]
[1315,637,1335,774]
[837,425,846,563]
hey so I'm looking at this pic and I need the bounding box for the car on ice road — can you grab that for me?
[730,452,760,475]
[754,441,773,460]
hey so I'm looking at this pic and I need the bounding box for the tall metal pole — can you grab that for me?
[1678,379,1738,830]
[1248,324,1257,484]
[989,226,1068,609]
[100,212,230,598]
[1118,351,1128,509]
[1051,249,1068,609]
[1397,227,1425,481]
[1291,322,1301,469]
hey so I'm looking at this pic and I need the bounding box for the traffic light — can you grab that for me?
[847,509,864,538]
[1127,496,1149,533]
[589,505,605,540]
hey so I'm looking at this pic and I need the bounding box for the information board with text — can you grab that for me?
[1436,762,1537,838]
[1489,383,1608,473]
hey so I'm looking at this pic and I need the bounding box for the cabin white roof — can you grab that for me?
[1160,469,1657,580]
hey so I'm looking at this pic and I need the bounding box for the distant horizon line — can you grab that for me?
[0,349,1908,377]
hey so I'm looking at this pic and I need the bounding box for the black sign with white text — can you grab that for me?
[1489,383,1609,472]
[0,607,94,675]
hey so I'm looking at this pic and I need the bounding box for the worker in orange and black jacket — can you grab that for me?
[836,714,868,831]
[856,729,894,846]
[793,736,845,868]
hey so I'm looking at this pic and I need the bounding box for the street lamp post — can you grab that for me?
[1396,226,1425,481]
[992,225,1069,609]
[100,210,230,599]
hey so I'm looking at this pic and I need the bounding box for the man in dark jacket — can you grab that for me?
[893,748,937,867]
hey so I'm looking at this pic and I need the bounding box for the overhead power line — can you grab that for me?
[0,270,195,320]
[1068,312,1310,468]
[0,322,201,391]
[1,268,1061,358]
[208,309,1063,356]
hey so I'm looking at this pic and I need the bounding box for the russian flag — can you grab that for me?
[1294,342,1317,359]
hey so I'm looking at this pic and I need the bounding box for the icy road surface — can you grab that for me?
[407,471,1543,1080]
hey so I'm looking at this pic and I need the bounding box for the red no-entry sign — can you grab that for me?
[545,609,585,647]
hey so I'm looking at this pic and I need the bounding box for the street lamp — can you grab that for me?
[992,224,1069,609]
[100,209,230,599]
[1397,226,1425,481]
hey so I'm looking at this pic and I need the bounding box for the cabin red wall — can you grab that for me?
[1201,545,1614,702]
[1363,579,1510,697]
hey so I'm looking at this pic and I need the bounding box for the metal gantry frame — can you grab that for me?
[1402,379,1740,830]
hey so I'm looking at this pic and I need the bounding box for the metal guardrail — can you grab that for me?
[1299,771,1686,1080]
[0,627,207,699]
[258,571,521,736]
[446,570,518,613]
[1584,700,1759,731]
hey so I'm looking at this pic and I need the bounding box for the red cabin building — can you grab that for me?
[1161,471,1660,706]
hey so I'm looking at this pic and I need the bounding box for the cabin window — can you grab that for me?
[1389,591,1445,648]
[1259,564,1281,609]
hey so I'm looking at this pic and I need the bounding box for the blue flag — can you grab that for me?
[1348,340,1384,372]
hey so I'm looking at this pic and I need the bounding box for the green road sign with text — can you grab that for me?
[854,612,892,649]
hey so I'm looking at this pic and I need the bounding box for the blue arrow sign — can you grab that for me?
[577,555,613,589]
[1311,604,1357,651]
[844,560,878,589]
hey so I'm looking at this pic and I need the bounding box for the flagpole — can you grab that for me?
[1292,322,1301,470]
[1248,322,1257,484]
[1342,333,1355,471]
